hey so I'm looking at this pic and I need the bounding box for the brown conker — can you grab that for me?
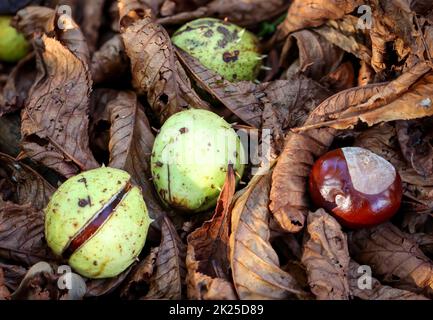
[309,147,402,228]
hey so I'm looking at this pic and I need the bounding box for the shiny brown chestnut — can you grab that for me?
[309,147,402,228]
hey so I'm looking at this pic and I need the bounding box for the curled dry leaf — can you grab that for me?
[91,35,129,84]
[302,209,350,300]
[349,223,433,298]
[368,0,422,73]
[261,76,331,155]
[0,203,56,266]
[0,54,36,116]
[314,15,372,64]
[20,32,99,177]
[121,247,158,299]
[0,268,11,300]
[118,0,209,124]
[270,82,388,233]
[320,61,355,93]
[13,6,55,38]
[275,0,363,41]
[294,64,433,132]
[0,153,54,210]
[186,165,237,300]
[269,130,334,233]
[230,172,305,300]
[157,0,289,27]
[349,260,428,300]
[144,216,186,299]
[19,35,98,176]
[282,30,344,82]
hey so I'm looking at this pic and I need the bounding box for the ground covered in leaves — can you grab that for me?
[1,0,433,300]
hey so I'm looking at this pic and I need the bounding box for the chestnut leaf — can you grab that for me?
[301,209,351,300]
[20,34,99,177]
[0,203,56,266]
[144,216,186,299]
[0,54,36,116]
[293,63,433,132]
[349,223,433,298]
[275,0,363,41]
[186,165,237,300]
[0,152,54,210]
[349,260,428,300]
[230,172,306,299]
[90,35,129,85]
[157,0,289,27]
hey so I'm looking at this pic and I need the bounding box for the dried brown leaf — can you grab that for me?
[302,209,350,300]
[282,30,344,81]
[320,61,355,92]
[230,172,305,300]
[269,129,335,232]
[0,203,56,266]
[349,260,428,300]
[0,268,11,300]
[13,6,55,38]
[275,0,363,41]
[120,247,158,299]
[20,32,99,177]
[349,223,433,298]
[144,216,186,299]
[186,165,237,300]
[294,62,433,132]
[0,153,54,210]
[314,15,372,64]
[261,76,331,155]
[157,0,289,27]
[0,54,36,116]
[90,35,129,84]
[119,2,209,123]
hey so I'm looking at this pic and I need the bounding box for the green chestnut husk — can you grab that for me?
[151,109,245,213]
[45,167,152,279]
[172,18,262,82]
[0,16,30,63]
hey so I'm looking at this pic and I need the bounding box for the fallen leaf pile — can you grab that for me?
[0,0,433,300]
